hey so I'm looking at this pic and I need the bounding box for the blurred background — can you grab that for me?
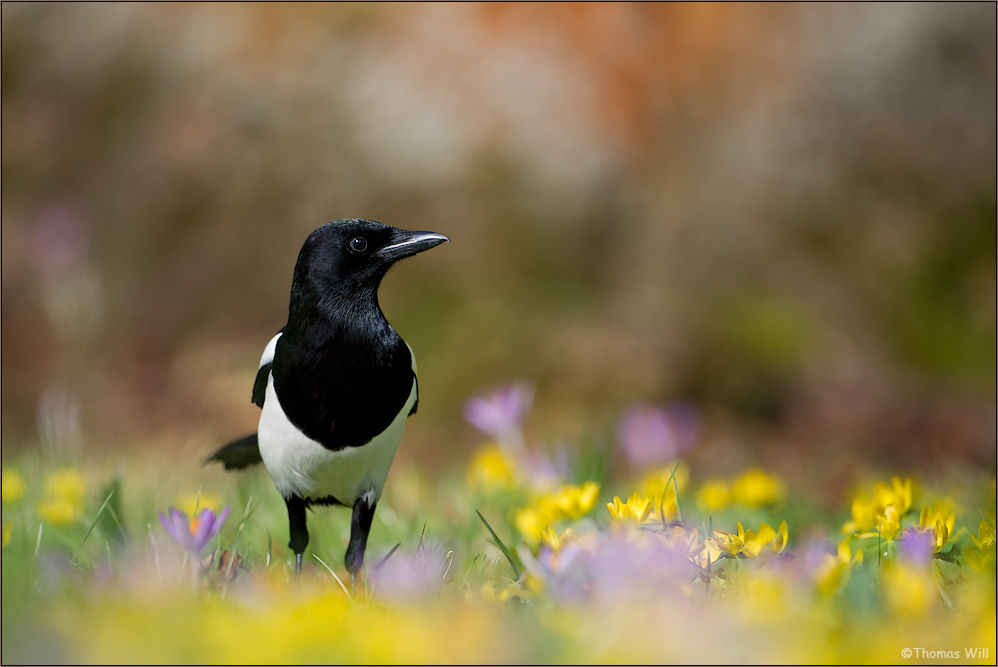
[2,3,995,501]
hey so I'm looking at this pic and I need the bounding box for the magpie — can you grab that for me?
[206,219,448,586]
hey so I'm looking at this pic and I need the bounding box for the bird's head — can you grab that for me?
[292,218,449,310]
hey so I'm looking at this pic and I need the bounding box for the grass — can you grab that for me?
[1,438,995,664]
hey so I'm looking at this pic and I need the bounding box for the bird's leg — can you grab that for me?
[285,495,309,580]
[344,494,376,593]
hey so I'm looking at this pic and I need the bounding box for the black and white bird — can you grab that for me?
[206,219,448,585]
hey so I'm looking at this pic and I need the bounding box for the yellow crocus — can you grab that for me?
[607,493,653,525]
[844,477,915,538]
[696,480,730,512]
[514,482,601,544]
[655,525,702,561]
[38,469,87,526]
[883,563,936,616]
[876,505,903,541]
[638,465,688,522]
[917,504,955,553]
[843,493,879,534]
[544,482,600,521]
[712,525,746,556]
[466,444,518,492]
[873,477,912,515]
[741,520,789,558]
[540,526,574,553]
[713,521,788,559]
[514,506,546,544]
[696,535,725,569]
[965,520,996,572]
[2,469,26,504]
[731,469,786,508]
[815,540,863,595]
[177,491,222,517]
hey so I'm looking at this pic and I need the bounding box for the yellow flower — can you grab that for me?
[873,477,912,515]
[513,506,546,544]
[543,482,600,521]
[731,469,786,507]
[607,493,653,525]
[541,526,581,554]
[843,493,879,534]
[655,525,703,561]
[844,477,915,538]
[917,504,956,553]
[713,521,788,559]
[2,469,26,504]
[637,463,689,498]
[177,491,222,517]
[815,540,863,595]
[638,464,688,522]
[696,535,725,569]
[2,519,11,549]
[514,482,601,544]
[45,469,86,504]
[712,526,746,556]
[696,480,730,512]
[965,520,996,572]
[466,444,518,492]
[38,498,81,525]
[38,469,87,525]
[883,563,936,616]
[877,505,902,541]
[741,520,789,558]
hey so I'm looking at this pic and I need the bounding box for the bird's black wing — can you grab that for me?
[252,327,286,408]
[252,363,272,408]
[204,433,262,470]
[409,369,419,416]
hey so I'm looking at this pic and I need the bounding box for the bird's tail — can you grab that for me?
[204,433,263,470]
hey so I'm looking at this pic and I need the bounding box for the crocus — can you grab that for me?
[374,542,448,602]
[463,382,534,447]
[158,506,231,556]
[616,403,699,468]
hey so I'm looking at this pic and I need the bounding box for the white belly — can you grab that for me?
[257,373,415,505]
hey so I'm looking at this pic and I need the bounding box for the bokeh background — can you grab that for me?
[2,3,995,500]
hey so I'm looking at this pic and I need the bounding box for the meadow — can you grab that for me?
[2,383,995,664]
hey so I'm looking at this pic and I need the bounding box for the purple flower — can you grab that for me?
[616,403,700,467]
[374,542,448,602]
[899,529,935,567]
[158,506,231,556]
[463,382,534,445]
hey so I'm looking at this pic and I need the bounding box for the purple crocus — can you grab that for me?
[463,382,534,447]
[616,403,700,468]
[158,506,231,556]
[374,542,448,602]
[899,528,935,568]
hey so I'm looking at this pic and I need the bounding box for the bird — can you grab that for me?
[205,218,448,587]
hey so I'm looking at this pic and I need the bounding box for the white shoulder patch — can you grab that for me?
[259,332,283,369]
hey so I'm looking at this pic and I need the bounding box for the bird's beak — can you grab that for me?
[380,230,450,261]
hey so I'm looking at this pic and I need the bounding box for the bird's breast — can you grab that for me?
[258,372,416,504]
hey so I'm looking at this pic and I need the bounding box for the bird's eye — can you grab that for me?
[348,237,368,253]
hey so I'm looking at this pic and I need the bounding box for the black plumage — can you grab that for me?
[206,218,448,584]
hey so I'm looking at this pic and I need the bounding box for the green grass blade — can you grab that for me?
[266,529,272,569]
[476,510,523,579]
[313,554,351,600]
[374,543,400,575]
[71,491,114,565]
